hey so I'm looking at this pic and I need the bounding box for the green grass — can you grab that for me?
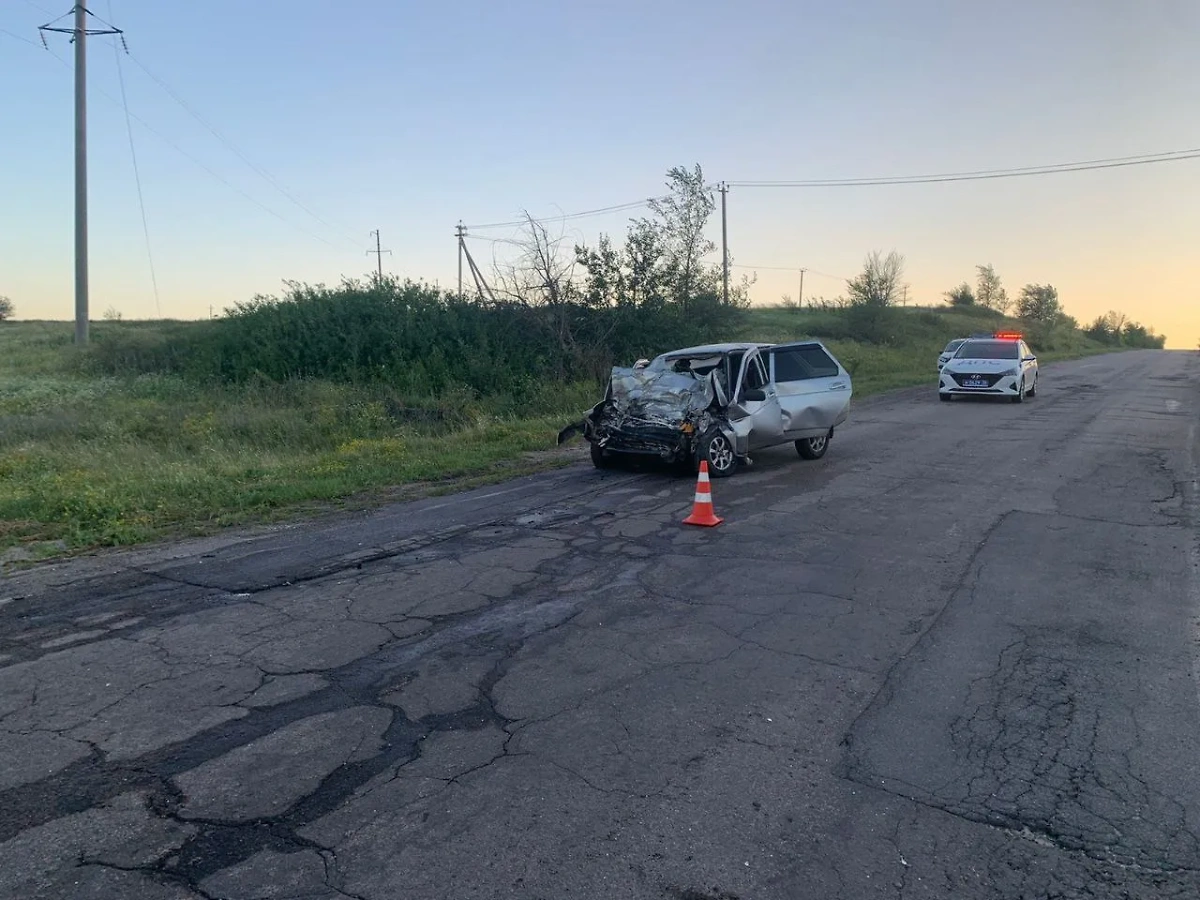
[0,308,1115,557]
[0,322,596,554]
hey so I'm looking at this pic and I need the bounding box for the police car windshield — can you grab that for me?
[955,340,1019,360]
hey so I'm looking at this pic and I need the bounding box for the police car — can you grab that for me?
[937,338,968,372]
[938,332,1039,403]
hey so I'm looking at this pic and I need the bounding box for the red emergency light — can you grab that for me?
[993,331,1023,340]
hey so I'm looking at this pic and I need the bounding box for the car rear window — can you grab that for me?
[772,345,840,382]
[955,340,1019,360]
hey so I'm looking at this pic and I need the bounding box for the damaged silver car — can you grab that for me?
[567,341,853,477]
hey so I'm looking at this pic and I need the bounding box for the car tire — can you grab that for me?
[699,430,737,478]
[939,392,952,402]
[590,441,613,469]
[1027,376,1037,398]
[796,431,830,460]
[1012,379,1025,403]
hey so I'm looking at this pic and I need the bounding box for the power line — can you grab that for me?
[123,50,362,249]
[462,146,1200,236]
[465,197,665,231]
[35,44,343,249]
[728,148,1200,188]
[1,27,43,47]
[732,264,845,281]
[107,0,159,315]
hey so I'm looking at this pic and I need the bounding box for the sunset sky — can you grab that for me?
[2,0,1197,346]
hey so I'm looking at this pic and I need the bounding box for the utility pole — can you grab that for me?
[367,229,391,281]
[40,4,123,345]
[454,222,466,297]
[799,268,807,308]
[719,183,729,306]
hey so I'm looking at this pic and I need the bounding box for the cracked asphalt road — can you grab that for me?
[2,349,1199,900]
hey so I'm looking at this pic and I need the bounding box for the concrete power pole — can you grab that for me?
[719,183,729,306]
[73,2,87,344]
[367,229,390,281]
[40,3,122,345]
[799,268,807,308]
[455,223,466,297]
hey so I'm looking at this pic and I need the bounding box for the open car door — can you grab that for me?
[728,349,785,450]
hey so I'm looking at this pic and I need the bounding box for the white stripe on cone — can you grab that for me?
[694,492,710,503]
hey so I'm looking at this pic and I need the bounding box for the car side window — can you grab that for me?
[772,346,839,382]
[744,356,767,391]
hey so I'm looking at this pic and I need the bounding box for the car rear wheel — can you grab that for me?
[796,432,830,460]
[700,431,737,478]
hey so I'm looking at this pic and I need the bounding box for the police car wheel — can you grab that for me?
[1027,376,1037,398]
[1011,379,1025,403]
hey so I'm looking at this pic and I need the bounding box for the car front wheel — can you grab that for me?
[590,441,613,469]
[699,430,737,478]
[796,431,830,460]
[1012,379,1025,403]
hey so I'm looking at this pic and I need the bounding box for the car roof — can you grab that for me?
[658,342,771,358]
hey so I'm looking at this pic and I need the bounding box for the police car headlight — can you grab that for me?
[1001,366,1020,377]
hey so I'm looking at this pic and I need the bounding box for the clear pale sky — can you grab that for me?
[2,0,1197,347]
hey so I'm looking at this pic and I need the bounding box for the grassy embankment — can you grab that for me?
[0,301,1110,557]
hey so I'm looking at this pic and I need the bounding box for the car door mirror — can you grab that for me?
[742,387,767,402]
[1023,355,1037,362]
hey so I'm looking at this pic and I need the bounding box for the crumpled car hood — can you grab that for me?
[607,365,716,425]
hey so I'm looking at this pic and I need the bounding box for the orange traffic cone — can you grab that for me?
[683,460,724,527]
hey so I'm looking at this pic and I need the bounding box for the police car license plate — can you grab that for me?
[963,377,988,388]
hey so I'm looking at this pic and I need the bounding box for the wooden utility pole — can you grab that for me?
[40,4,123,344]
[367,230,390,280]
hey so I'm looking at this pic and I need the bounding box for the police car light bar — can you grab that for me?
[993,331,1023,340]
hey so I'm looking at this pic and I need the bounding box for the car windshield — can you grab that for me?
[943,339,965,353]
[955,340,1019,360]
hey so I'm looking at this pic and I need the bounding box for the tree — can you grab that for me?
[575,163,734,312]
[846,250,905,307]
[492,213,586,378]
[0,296,13,321]
[976,264,1009,313]
[645,164,717,310]
[1015,283,1062,323]
[843,251,905,343]
[944,282,975,306]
